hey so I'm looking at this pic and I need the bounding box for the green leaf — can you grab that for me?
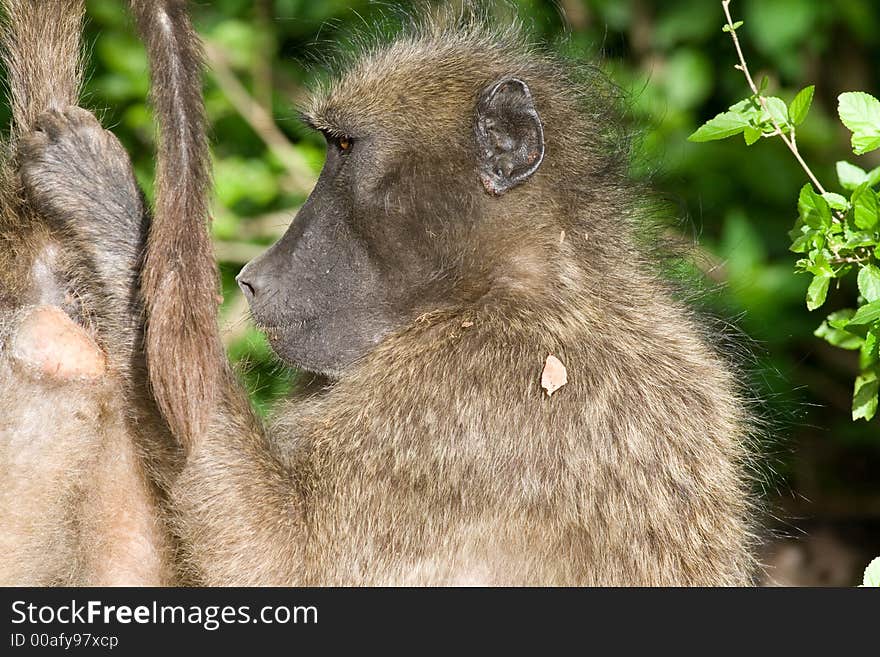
[867,166,880,187]
[689,98,764,142]
[806,251,834,277]
[798,184,832,229]
[815,312,862,350]
[688,109,751,142]
[788,85,815,126]
[845,299,880,336]
[821,192,849,211]
[861,329,880,369]
[743,126,762,145]
[844,213,874,243]
[838,91,880,155]
[828,309,857,330]
[836,161,868,191]
[852,183,880,230]
[806,274,831,310]
[721,20,744,33]
[763,96,790,129]
[844,232,875,249]
[863,557,880,586]
[805,251,834,278]
[853,371,879,421]
[789,230,816,253]
[858,265,880,302]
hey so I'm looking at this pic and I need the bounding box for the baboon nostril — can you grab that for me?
[236,274,257,300]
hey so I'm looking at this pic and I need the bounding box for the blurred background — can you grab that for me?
[5,0,878,584]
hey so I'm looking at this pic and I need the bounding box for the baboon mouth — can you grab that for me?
[254,318,314,339]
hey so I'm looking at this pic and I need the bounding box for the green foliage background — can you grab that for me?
[3,1,879,574]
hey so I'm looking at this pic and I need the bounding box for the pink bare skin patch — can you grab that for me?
[12,306,106,380]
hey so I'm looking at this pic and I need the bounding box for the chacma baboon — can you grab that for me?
[16,7,757,585]
[0,0,210,585]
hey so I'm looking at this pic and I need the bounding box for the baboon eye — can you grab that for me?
[319,129,354,155]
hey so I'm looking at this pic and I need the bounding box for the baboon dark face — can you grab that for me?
[236,139,393,375]
[237,74,545,376]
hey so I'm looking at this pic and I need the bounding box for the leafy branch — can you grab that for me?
[718,0,828,198]
[690,1,880,420]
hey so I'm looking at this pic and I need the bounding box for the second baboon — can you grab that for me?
[25,10,757,585]
[0,0,210,584]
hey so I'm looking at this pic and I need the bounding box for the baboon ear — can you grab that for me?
[475,77,545,195]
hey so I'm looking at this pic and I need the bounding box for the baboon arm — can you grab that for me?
[171,381,305,586]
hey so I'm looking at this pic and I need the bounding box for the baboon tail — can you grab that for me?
[0,0,85,138]
[131,0,223,448]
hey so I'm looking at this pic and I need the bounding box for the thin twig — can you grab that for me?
[721,1,831,200]
[829,256,869,265]
[828,247,872,265]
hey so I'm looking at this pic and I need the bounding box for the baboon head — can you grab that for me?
[236,22,623,376]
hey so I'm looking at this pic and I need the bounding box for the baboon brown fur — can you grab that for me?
[165,9,757,585]
[9,5,758,585]
[0,0,210,585]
